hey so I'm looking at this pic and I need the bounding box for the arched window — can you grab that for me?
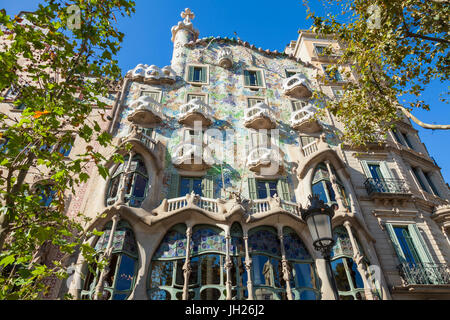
[149,224,188,300]
[230,222,247,300]
[311,163,350,209]
[148,224,227,300]
[330,226,367,300]
[283,227,320,300]
[106,154,149,208]
[189,225,227,300]
[248,226,286,300]
[81,220,138,300]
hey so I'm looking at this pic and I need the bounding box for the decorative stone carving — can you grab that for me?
[172,142,215,171]
[171,8,199,43]
[126,64,176,84]
[247,147,284,174]
[178,98,214,127]
[244,102,277,130]
[218,48,233,68]
[290,103,321,132]
[127,95,163,125]
[283,73,312,98]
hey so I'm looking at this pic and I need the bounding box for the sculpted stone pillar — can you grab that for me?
[182,226,193,300]
[243,232,254,300]
[277,226,293,300]
[93,213,120,300]
[118,151,135,205]
[325,160,345,210]
[343,221,373,300]
[225,232,233,300]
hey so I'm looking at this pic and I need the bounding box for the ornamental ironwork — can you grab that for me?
[398,262,450,285]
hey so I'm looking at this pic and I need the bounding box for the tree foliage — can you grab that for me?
[0,0,135,299]
[304,0,449,145]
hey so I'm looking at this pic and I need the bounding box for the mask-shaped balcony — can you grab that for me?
[178,98,214,127]
[283,73,312,99]
[244,102,277,130]
[126,64,176,85]
[290,104,321,133]
[172,142,215,171]
[127,95,163,125]
[218,48,233,69]
[247,147,284,175]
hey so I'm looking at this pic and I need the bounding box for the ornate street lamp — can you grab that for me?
[301,194,340,300]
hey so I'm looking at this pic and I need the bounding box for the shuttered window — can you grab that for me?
[291,100,307,112]
[244,70,263,87]
[188,66,207,84]
[187,94,206,102]
[140,90,160,102]
[247,97,264,107]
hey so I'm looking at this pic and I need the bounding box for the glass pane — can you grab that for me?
[115,255,136,291]
[312,182,328,203]
[149,289,171,300]
[132,174,148,198]
[191,228,226,255]
[300,290,317,300]
[200,288,221,300]
[283,230,311,261]
[200,254,223,285]
[394,227,420,265]
[270,258,285,289]
[331,258,351,291]
[248,71,257,86]
[254,288,276,300]
[293,264,315,288]
[192,178,202,196]
[326,181,336,202]
[83,263,98,291]
[189,256,199,285]
[175,260,185,286]
[150,261,173,288]
[257,181,268,199]
[249,229,281,256]
[105,254,119,288]
[112,293,128,300]
[153,230,187,259]
[179,178,191,197]
[268,181,277,197]
[347,259,364,289]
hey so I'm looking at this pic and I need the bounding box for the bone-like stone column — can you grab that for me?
[93,213,120,300]
[325,160,345,210]
[225,231,233,300]
[182,226,193,300]
[277,226,293,300]
[118,151,135,204]
[243,232,254,300]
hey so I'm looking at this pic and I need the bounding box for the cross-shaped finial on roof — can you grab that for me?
[181,8,195,24]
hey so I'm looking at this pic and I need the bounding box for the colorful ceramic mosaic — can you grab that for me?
[248,229,281,257]
[191,228,226,254]
[153,230,188,259]
[95,228,138,256]
[283,233,311,261]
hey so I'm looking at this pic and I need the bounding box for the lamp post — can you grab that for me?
[300,194,340,300]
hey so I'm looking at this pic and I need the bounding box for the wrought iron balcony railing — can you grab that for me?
[398,262,450,286]
[364,178,410,195]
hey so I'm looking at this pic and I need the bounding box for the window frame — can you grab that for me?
[140,90,162,103]
[243,68,266,89]
[186,64,209,85]
[186,92,208,104]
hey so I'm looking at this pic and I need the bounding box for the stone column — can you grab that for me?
[325,160,345,210]
[182,226,193,300]
[93,213,120,300]
[314,257,339,300]
[277,226,293,300]
[225,232,233,300]
[118,151,135,204]
[243,232,254,300]
[343,221,373,300]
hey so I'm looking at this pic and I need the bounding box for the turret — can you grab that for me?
[170,8,199,76]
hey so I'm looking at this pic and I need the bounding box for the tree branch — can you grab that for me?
[397,104,450,130]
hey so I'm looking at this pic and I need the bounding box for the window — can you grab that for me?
[106,154,149,207]
[412,167,428,192]
[322,65,343,82]
[401,132,414,149]
[311,163,350,208]
[179,177,203,197]
[248,97,265,107]
[248,178,292,204]
[300,136,315,147]
[291,100,308,112]
[81,220,138,300]
[392,129,405,146]
[187,93,206,103]
[424,172,440,196]
[140,90,161,102]
[187,65,208,84]
[244,69,264,87]
[331,87,344,100]
[314,44,328,56]
[331,226,367,300]
[256,180,278,199]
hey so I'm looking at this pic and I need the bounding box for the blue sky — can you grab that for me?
[2,0,449,184]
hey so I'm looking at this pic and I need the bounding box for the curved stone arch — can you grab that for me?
[299,148,347,180]
[117,135,163,172]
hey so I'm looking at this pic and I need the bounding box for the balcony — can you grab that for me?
[244,102,277,130]
[398,263,450,286]
[247,147,284,175]
[246,197,301,221]
[127,96,163,125]
[178,98,214,127]
[218,48,232,69]
[290,104,321,133]
[364,178,412,201]
[282,73,312,99]
[431,205,450,233]
[171,142,215,171]
[126,64,176,84]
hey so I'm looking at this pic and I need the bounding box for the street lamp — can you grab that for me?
[300,194,340,300]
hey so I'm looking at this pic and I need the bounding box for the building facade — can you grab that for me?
[9,8,448,300]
